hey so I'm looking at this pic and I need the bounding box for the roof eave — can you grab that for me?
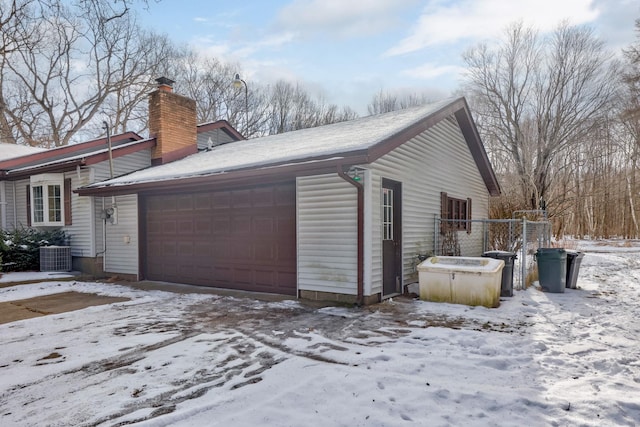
[366,97,501,196]
[3,159,85,179]
[1,139,156,180]
[453,101,501,196]
[75,152,370,196]
[0,132,143,170]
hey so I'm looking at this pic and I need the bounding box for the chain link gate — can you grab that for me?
[433,217,551,290]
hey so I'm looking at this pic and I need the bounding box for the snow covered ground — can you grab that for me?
[0,241,639,426]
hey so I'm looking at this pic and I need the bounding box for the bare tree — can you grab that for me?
[102,31,180,135]
[0,0,165,146]
[367,89,435,115]
[265,80,357,135]
[623,19,640,122]
[463,21,620,210]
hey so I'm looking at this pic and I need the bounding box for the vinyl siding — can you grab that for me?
[2,181,16,229]
[103,194,138,276]
[90,150,150,260]
[9,179,29,229]
[92,149,151,182]
[64,169,94,257]
[2,150,150,265]
[197,129,237,150]
[368,117,490,295]
[297,174,358,295]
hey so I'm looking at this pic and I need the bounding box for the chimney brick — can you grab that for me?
[148,81,197,164]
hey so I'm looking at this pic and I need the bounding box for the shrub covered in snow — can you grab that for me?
[0,228,68,271]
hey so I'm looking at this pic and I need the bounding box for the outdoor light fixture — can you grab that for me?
[233,73,249,135]
[347,166,365,182]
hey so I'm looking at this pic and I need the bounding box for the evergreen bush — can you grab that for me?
[0,228,68,271]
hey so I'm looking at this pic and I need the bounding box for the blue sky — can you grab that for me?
[137,0,639,114]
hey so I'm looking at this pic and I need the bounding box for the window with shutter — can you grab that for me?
[28,174,68,227]
[440,192,472,232]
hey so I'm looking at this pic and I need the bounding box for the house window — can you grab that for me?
[28,174,71,227]
[440,192,472,233]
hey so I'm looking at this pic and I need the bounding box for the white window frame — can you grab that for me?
[382,187,394,240]
[30,173,65,227]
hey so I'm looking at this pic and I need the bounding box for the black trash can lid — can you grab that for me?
[482,250,518,259]
[536,247,566,253]
[565,249,584,258]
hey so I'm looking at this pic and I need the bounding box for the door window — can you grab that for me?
[382,188,393,240]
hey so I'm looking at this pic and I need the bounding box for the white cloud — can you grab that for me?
[402,63,466,80]
[275,0,417,38]
[385,0,599,56]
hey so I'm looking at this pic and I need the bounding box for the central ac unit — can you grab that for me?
[39,246,72,272]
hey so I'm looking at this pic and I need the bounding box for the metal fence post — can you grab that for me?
[482,221,488,253]
[521,219,527,290]
[433,214,438,256]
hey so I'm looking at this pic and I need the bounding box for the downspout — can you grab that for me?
[12,181,17,227]
[338,165,364,306]
[95,197,107,275]
[0,181,6,229]
[97,121,115,276]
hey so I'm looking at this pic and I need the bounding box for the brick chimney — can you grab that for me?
[148,77,198,165]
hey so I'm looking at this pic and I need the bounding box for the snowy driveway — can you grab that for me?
[0,244,639,426]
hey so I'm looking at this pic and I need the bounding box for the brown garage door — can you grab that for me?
[142,182,296,295]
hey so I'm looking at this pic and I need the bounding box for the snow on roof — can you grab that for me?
[88,98,458,189]
[0,142,45,160]
[5,138,153,174]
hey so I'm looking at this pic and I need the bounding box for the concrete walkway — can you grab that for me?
[0,291,129,325]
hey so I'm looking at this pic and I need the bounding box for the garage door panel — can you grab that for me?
[144,182,296,295]
[147,220,162,235]
[232,216,251,234]
[162,241,177,256]
[211,218,229,235]
[253,188,274,206]
[254,241,274,262]
[195,219,212,234]
[212,192,230,208]
[278,243,296,262]
[194,193,211,210]
[253,216,274,234]
[162,220,177,234]
[178,241,193,256]
[255,270,275,286]
[231,241,253,261]
[163,197,178,211]
[177,195,193,210]
[232,189,251,207]
[178,220,193,234]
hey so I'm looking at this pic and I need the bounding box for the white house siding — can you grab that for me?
[197,129,236,150]
[103,194,138,276]
[368,117,490,295]
[89,150,150,260]
[64,168,94,257]
[2,181,15,229]
[92,149,152,182]
[297,174,358,295]
[8,179,29,229]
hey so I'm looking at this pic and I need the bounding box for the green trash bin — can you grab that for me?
[482,251,517,297]
[565,250,585,289]
[535,248,566,293]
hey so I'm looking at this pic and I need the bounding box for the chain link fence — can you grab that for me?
[433,218,551,290]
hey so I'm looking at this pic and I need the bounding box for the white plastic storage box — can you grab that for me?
[417,256,505,308]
